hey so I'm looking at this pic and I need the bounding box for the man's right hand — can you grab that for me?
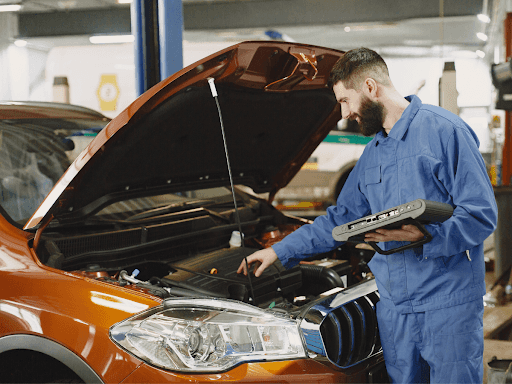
[237,247,278,277]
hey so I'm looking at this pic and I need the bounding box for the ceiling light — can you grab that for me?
[476,50,485,58]
[117,0,132,3]
[0,4,21,12]
[89,35,135,44]
[14,40,27,47]
[477,32,488,41]
[342,22,397,31]
[477,14,491,23]
[344,26,351,32]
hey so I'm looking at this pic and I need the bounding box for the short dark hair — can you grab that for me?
[328,47,390,90]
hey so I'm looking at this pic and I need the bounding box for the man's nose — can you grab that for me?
[341,105,351,120]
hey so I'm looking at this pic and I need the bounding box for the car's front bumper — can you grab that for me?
[120,356,386,383]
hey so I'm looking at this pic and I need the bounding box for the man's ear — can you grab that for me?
[362,78,378,99]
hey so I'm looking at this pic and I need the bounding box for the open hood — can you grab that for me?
[25,41,344,229]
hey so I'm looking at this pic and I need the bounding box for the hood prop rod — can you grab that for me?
[208,77,256,304]
[33,214,54,253]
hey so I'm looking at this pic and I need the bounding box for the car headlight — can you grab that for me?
[110,298,306,372]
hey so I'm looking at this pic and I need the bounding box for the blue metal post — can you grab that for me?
[131,0,145,96]
[157,0,183,80]
[131,0,162,96]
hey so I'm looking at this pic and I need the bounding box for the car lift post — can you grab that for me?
[131,0,183,96]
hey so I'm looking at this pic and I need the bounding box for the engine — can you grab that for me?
[35,192,374,310]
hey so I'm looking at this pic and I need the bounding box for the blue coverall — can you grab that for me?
[272,95,498,383]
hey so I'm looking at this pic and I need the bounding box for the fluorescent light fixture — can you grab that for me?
[0,4,22,12]
[89,35,134,44]
[476,50,485,58]
[477,32,488,41]
[14,40,27,47]
[452,50,478,58]
[477,13,491,23]
[117,0,132,3]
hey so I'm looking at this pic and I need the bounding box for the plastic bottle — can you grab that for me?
[229,231,243,247]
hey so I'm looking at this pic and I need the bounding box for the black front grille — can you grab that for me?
[320,291,381,368]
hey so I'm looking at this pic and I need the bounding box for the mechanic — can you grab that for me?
[238,47,498,383]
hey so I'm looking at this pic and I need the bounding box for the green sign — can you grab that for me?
[323,134,372,145]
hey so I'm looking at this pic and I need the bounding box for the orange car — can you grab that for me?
[0,42,386,383]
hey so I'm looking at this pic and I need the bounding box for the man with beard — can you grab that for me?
[238,47,497,383]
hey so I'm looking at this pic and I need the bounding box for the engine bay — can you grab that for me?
[34,188,374,310]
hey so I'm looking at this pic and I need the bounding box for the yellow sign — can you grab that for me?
[492,115,501,128]
[301,162,318,170]
[96,74,120,111]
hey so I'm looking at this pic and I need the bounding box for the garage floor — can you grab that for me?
[483,233,512,384]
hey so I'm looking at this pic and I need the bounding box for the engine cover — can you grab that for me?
[164,247,302,305]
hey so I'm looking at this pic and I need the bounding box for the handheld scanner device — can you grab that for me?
[332,199,453,255]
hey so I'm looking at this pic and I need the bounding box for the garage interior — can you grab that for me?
[1,0,512,382]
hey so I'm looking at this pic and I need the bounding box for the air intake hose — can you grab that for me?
[299,264,344,290]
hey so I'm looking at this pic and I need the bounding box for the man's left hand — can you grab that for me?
[364,224,424,243]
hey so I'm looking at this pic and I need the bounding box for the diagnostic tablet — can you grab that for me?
[332,199,453,254]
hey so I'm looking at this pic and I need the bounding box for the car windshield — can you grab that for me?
[0,118,108,223]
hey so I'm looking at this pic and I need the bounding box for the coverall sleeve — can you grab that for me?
[272,157,371,269]
[422,123,497,259]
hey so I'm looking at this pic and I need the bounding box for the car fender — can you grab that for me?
[0,334,104,383]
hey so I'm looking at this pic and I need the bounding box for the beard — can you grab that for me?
[356,95,385,137]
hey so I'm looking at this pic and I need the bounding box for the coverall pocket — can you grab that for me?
[433,327,483,362]
[365,165,381,185]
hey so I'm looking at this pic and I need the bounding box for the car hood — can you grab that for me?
[25,41,344,229]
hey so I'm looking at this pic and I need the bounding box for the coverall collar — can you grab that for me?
[375,95,422,143]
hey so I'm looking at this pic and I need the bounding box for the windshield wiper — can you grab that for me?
[125,200,209,221]
[82,203,232,227]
